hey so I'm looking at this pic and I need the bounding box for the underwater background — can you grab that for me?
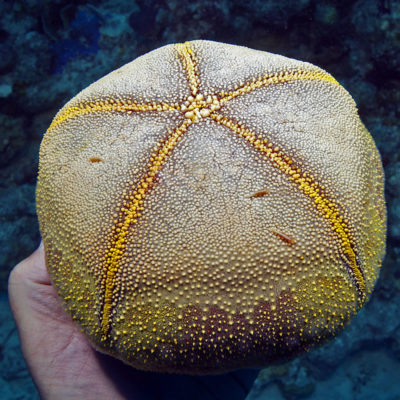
[0,0,399,399]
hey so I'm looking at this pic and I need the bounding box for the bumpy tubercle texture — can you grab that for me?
[36,40,386,374]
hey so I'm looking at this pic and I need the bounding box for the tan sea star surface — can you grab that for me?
[36,40,386,374]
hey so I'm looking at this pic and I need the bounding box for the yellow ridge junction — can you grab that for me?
[101,118,192,338]
[210,112,366,302]
[49,99,180,131]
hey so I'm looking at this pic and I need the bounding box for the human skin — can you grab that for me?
[8,243,257,400]
[8,243,125,400]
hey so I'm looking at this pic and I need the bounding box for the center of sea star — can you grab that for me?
[180,93,221,121]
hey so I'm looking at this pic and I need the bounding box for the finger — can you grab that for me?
[8,244,126,400]
[10,241,50,286]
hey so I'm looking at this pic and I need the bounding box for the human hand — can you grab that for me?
[8,243,258,400]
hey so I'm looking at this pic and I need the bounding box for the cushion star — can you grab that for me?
[37,40,386,374]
